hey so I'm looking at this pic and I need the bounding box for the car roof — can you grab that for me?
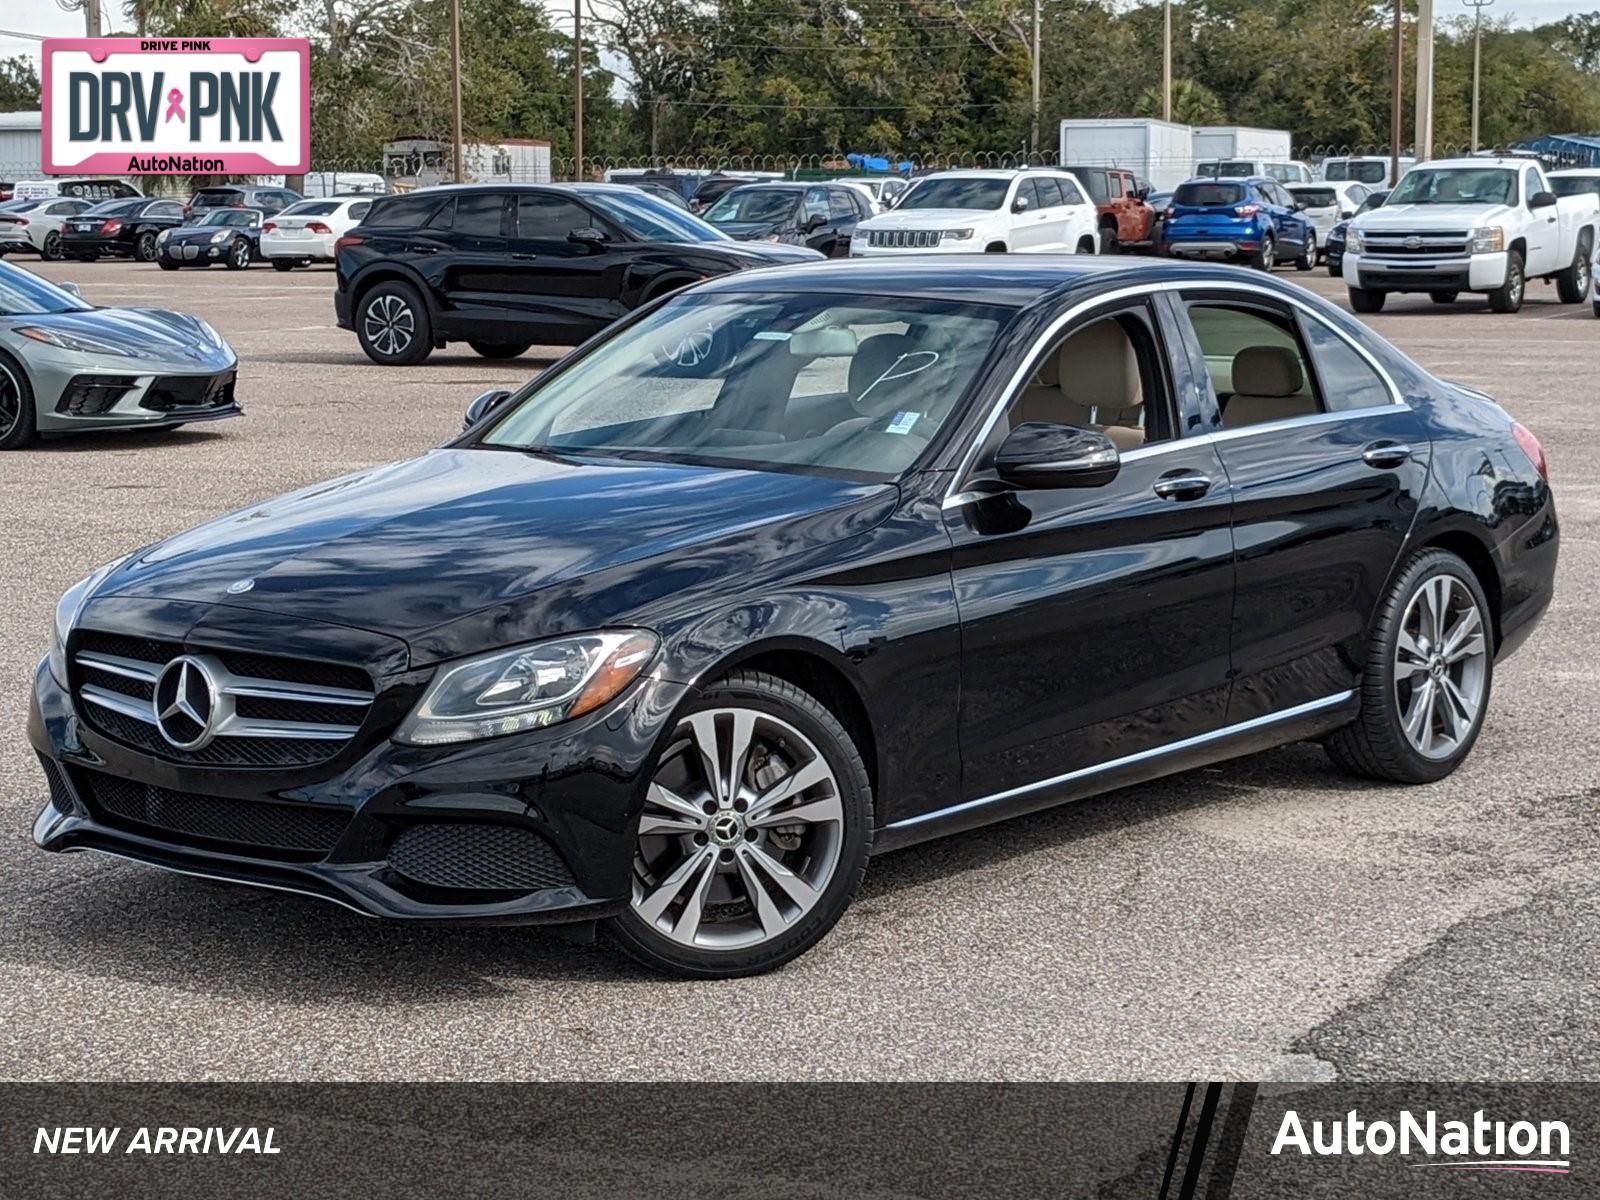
[1422,158,1528,170]
[689,255,1328,308]
[1548,168,1600,176]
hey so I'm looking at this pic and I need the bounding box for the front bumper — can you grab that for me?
[19,343,242,434]
[29,648,689,926]
[159,238,230,265]
[1344,250,1508,293]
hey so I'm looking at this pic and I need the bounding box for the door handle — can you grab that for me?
[1152,471,1212,500]
[1362,441,1412,468]
[407,243,439,255]
[511,252,538,260]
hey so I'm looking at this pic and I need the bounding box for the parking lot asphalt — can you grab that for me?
[0,258,1595,1082]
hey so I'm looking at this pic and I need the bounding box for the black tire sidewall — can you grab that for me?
[608,671,874,978]
[136,231,157,261]
[1370,551,1495,782]
[0,349,38,450]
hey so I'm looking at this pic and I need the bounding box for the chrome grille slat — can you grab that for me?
[80,684,159,724]
[221,718,362,741]
[224,681,374,705]
[76,652,162,683]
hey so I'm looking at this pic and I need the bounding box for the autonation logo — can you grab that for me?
[1272,1108,1571,1174]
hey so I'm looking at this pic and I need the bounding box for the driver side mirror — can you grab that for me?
[463,388,512,431]
[1135,185,1151,201]
[802,213,826,233]
[1011,195,1030,214]
[568,226,609,248]
[994,422,1120,490]
[1530,190,1558,209]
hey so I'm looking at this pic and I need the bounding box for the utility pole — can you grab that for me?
[1391,0,1404,185]
[450,0,465,183]
[573,0,585,180]
[1163,0,1172,123]
[1465,0,1494,153]
[1415,0,1435,162]
[84,0,103,37]
[1029,0,1041,155]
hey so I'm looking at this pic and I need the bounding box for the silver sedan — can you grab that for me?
[0,260,240,449]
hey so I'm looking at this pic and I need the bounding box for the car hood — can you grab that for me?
[711,220,784,240]
[168,223,238,237]
[1,307,233,367]
[1355,202,1512,228]
[860,208,997,230]
[694,238,821,263]
[96,448,894,666]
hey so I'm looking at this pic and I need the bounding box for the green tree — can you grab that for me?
[0,56,40,112]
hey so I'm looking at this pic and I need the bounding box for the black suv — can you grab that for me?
[334,183,824,365]
[701,182,871,256]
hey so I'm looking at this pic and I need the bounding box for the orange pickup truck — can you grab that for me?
[1063,166,1156,253]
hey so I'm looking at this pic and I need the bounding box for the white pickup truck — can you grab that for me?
[1342,157,1599,313]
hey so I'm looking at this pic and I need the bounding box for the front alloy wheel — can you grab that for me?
[610,671,872,977]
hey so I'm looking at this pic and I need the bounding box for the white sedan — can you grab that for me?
[0,197,94,261]
[259,196,375,269]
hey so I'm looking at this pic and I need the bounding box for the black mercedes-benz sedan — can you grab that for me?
[333,183,823,365]
[59,196,187,263]
[33,259,1557,977]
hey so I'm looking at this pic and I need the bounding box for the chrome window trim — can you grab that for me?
[883,690,1356,832]
[945,278,1409,503]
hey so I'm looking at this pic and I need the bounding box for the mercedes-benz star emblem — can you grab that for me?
[226,578,254,595]
[153,655,221,749]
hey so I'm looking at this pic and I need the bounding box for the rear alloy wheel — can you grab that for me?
[1326,549,1492,783]
[356,281,433,365]
[0,353,38,450]
[1294,230,1316,271]
[225,238,251,270]
[135,231,158,262]
[1555,241,1592,303]
[1488,250,1525,314]
[609,671,872,977]
[41,231,63,261]
[468,341,533,360]
[1250,234,1275,271]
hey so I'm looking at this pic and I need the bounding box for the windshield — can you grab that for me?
[896,178,1010,211]
[1174,182,1245,207]
[588,190,727,242]
[1550,175,1600,198]
[1388,168,1516,206]
[192,190,241,207]
[480,292,1015,480]
[1326,160,1389,184]
[705,189,801,225]
[1290,187,1338,207]
[0,261,93,315]
[282,200,340,216]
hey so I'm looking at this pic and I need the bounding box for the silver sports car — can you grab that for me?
[0,260,240,450]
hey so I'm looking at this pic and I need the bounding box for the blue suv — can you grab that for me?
[1159,176,1316,271]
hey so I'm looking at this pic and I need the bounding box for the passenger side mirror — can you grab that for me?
[568,226,609,248]
[1530,190,1558,209]
[993,422,1120,490]
[463,388,513,431]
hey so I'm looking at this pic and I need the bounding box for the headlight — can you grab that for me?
[157,229,170,242]
[1470,225,1505,254]
[943,228,976,241]
[209,230,230,244]
[1346,227,1366,253]
[49,554,131,682]
[15,326,131,356]
[394,630,658,746]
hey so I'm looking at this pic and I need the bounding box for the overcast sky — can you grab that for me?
[5,0,1599,89]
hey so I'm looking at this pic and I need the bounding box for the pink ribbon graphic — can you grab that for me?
[164,88,185,123]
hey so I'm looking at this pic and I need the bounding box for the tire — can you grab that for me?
[134,231,158,262]
[1555,240,1591,303]
[468,341,533,360]
[73,254,96,263]
[355,280,433,365]
[158,260,179,271]
[1325,549,1494,784]
[1429,290,1459,305]
[1487,250,1525,313]
[225,238,250,270]
[271,258,296,272]
[984,242,1007,253]
[41,230,63,261]
[1099,223,1119,254]
[1249,234,1275,271]
[1077,236,1097,255]
[0,351,38,451]
[608,669,873,978]
[1348,287,1387,313]
[1294,231,1316,271]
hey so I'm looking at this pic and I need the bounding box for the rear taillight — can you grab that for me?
[100,219,122,235]
[0,216,24,225]
[334,234,364,258]
[306,221,332,234]
[261,222,277,233]
[1233,204,1260,216]
[1163,208,1175,220]
[1512,421,1549,481]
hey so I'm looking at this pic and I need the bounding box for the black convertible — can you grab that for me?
[157,209,265,271]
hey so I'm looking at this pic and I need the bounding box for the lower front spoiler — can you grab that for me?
[37,403,242,436]
[33,804,625,927]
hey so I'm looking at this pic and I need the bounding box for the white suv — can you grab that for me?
[849,169,1099,256]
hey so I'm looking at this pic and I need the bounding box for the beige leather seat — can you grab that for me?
[1223,346,1319,428]
[1014,320,1146,450]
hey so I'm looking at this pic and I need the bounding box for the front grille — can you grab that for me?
[73,629,375,769]
[140,371,236,413]
[37,754,77,814]
[57,374,140,416]
[79,771,350,856]
[868,228,941,249]
[388,823,576,892]
[1362,231,1469,257]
